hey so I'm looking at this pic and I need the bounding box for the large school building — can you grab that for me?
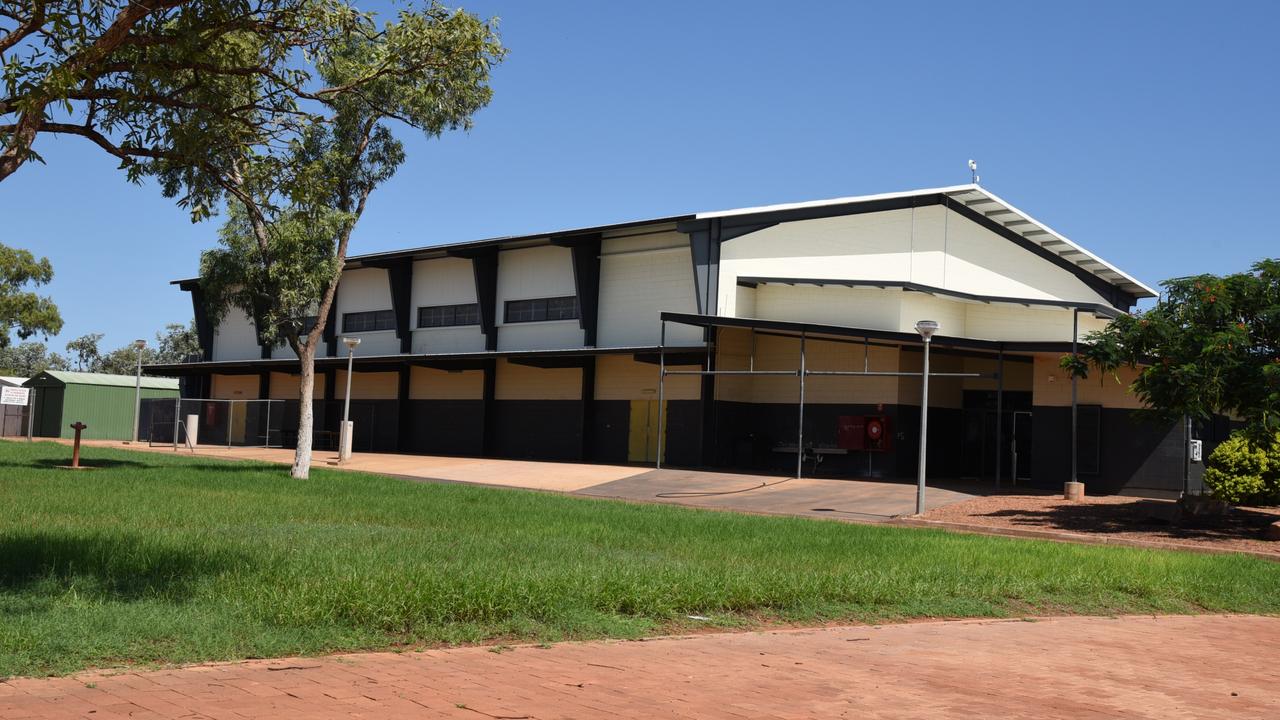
[149,184,1213,495]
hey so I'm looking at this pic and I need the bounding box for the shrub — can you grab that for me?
[1202,432,1280,506]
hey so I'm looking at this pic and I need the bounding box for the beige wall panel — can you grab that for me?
[495,359,581,400]
[715,330,900,405]
[212,308,260,361]
[960,355,1034,393]
[1032,354,1145,409]
[753,284,902,331]
[897,348,964,408]
[211,373,260,400]
[335,268,400,356]
[409,366,483,400]
[268,372,324,400]
[597,230,702,347]
[594,354,700,401]
[334,371,398,400]
[898,293,967,336]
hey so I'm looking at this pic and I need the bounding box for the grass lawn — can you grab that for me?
[2,441,1279,677]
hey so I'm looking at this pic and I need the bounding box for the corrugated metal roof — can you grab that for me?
[0,376,27,386]
[27,370,180,390]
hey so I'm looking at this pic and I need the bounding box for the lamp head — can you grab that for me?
[133,339,146,350]
[915,320,939,341]
[342,336,362,351]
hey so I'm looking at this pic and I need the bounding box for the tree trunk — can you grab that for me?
[291,343,316,479]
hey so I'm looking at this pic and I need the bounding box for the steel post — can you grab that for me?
[916,337,932,515]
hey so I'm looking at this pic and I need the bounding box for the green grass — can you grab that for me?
[1,441,1278,677]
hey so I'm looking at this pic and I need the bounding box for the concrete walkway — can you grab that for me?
[77,441,977,520]
[3,615,1276,719]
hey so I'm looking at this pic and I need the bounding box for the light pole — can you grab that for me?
[339,336,361,461]
[131,339,146,443]
[914,320,938,515]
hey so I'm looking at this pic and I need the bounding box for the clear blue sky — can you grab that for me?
[4,0,1278,352]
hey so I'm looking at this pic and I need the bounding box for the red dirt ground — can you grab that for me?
[922,492,1280,556]
[2,615,1277,719]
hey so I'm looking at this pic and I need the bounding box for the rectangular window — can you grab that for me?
[417,303,481,328]
[504,296,579,323]
[342,309,396,333]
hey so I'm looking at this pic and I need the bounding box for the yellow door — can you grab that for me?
[229,401,248,444]
[627,399,666,463]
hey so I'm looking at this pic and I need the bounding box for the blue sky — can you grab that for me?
[4,0,1278,352]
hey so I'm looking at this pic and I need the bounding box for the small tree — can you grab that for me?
[0,243,62,345]
[65,333,104,372]
[198,3,503,478]
[0,341,68,376]
[1065,259,1280,441]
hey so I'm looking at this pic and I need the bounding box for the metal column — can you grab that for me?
[995,349,1004,491]
[656,320,666,470]
[1071,309,1079,484]
[795,331,807,480]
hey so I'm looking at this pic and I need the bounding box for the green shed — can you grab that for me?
[25,371,180,440]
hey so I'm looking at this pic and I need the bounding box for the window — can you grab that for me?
[300,316,318,334]
[342,309,396,333]
[418,303,480,328]
[504,296,579,323]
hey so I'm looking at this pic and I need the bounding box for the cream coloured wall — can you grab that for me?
[210,373,260,399]
[1032,354,1145,409]
[333,370,398,400]
[717,204,1114,319]
[714,328,901,404]
[267,372,324,400]
[212,308,260,361]
[494,359,581,400]
[594,354,700,401]
[335,268,400,356]
[964,304,1110,343]
[410,257,486,354]
[596,228,701,348]
[409,366,483,400]
[752,284,902,330]
[495,245,583,351]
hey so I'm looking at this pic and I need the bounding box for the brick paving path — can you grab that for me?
[3,615,1277,719]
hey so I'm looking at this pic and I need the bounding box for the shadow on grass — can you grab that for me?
[0,529,247,601]
[975,500,1277,542]
[15,457,151,470]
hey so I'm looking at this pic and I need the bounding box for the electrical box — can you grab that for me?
[1189,439,1203,463]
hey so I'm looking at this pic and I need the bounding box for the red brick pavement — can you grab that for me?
[2,615,1276,719]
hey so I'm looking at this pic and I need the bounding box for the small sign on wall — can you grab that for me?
[1189,439,1203,463]
[0,387,29,406]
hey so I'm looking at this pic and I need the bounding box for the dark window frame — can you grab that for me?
[342,309,396,333]
[503,295,580,324]
[417,302,481,328]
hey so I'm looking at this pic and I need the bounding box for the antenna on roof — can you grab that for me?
[968,159,980,185]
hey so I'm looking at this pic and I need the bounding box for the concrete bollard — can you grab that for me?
[1063,481,1086,501]
[185,414,200,446]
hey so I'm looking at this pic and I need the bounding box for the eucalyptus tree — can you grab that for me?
[0,242,61,346]
[196,3,503,478]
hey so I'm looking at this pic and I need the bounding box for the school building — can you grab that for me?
[148,184,1214,495]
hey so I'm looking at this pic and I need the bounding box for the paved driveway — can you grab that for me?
[77,440,977,521]
[4,615,1275,719]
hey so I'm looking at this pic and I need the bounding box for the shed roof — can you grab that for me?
[26,370,180,390]
[0,376,27,387]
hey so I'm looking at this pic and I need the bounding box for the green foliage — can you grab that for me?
[1202,432,1280,506]
[0,243,62,347]
[64,333,103,371]
[0,341,68,376]
[1070,259,1280,441]
[3,441,1280,676]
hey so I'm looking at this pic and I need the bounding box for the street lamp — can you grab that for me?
[339,336,361,461]
[131,339,146,443]
[914,320,938,515]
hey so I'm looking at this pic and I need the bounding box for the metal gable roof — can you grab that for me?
[27,370,180,390]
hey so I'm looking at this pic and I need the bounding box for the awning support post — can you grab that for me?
[796,330,807,480]
[995,349,1004,491]
[656,319,666,470]
[1071,309,1079,485]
